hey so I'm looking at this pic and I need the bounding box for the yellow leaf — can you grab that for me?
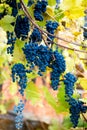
[46,6,54,17]
[78,78,87,90]
[60,0,85,19]
[72,31,81,37]
[81,0,87,8]
[64,6,84,19]
[58,25,65,31]
[60,0,82,10]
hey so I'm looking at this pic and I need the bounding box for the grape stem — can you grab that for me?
[20,0,87,53]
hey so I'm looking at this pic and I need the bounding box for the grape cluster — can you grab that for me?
[7,31,16,55]
[23,42,66,88]
[46,21,59,42]
[23,42,52,75]
[34,0,48,21]
[64,73,87,127]
[14,15,30,40]
[83,31,87,39]
[28,0,34,6]
[11,63,27,95]
[6,0,21,17]
[50,51,66,90]
[30,28,42,42]
[67,98,87,128]
[64,73,77,97]
[14,100,24,129]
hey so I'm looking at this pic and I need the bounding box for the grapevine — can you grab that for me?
[0,0,87,129]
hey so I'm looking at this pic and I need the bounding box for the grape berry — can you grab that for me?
[7,31,16,55]
[14,100,24,129]
[34,0,48,21]
[14,15,30,40]
[64,73,77,97]
[11,63,27,96]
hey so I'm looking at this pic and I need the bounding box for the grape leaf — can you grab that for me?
[60,0,82,10]
[54,8,64,21]
[60,0,85,19]
[82,0,87,8]
[13,39,25,62]
[0,15,15,32]
[23,0,28,5]
[25,81,41,104]
[27,71,39,80]
[27,5,34,19]
[48,0,56,6]
[64,6,84,20]
[78,78,87,90]
[43,87,61,113]
[57,83,69,112]
[46,6,54,18]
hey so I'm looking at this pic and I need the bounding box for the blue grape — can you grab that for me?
[51,79,60,90]
[46,21,59,42]
[23,43,66,88]
[84,31,87,39]
[41,0,48,13]
[50,50,66,90]
[67,98,87,128]
[28,0,34,6]
[30,28,42,42]
[11,63,27,95]
[14,100,24,129]
[6,0,21,17]
[6,0,17,8]
[14,15,30,40]
[64,73,77,97]
[22,42,38,63]
[7,31,16,55]
[52,51,66,73]
[34,10,43,21]
[35,0,47,13]
[23,42,53,75]
[34,0,48,21]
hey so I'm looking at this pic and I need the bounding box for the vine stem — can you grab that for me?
[20,0,87,53]
[81,113,87,122]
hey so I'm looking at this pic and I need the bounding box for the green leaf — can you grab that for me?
[0,15,15,32]
[57,83,69,112]
[24,0,29,5]
[27,5,35,19]
[1,15,15,24]
[43,87,60,113]
[27,71,39,80]
[48,119,61,130]
[36,20,46,27]
[63,116,73,129]
[0,4,5,13]
[25,81,41,104]
[48,0,56,6]
[13,39,25,62]
[54,9,64,21]
[16,0,20,2]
